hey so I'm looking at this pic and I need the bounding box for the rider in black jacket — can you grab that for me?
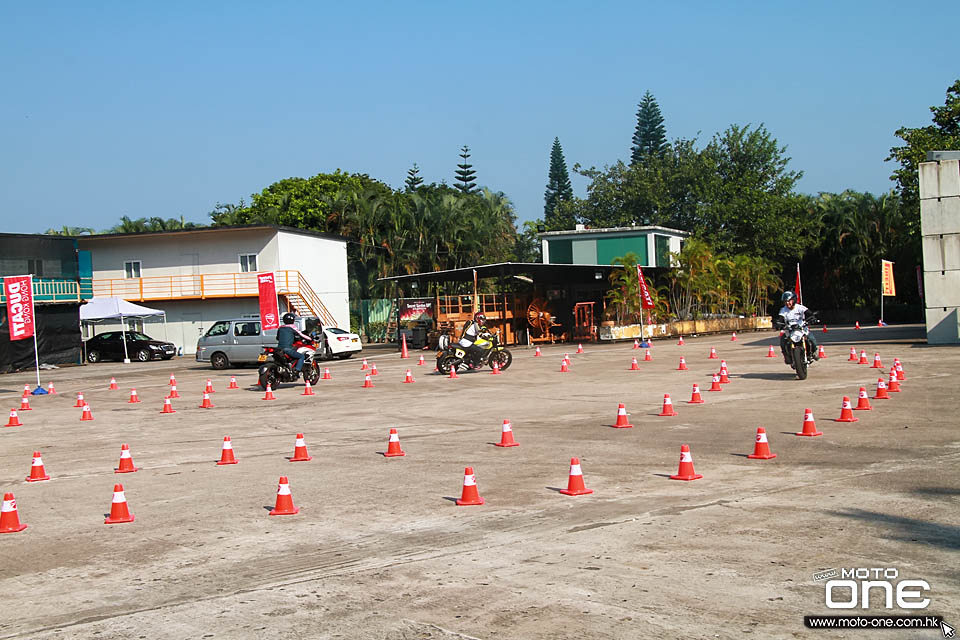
[277,312,311,372]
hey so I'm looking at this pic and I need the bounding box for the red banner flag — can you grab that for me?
[881,260,896,297]
[636,265,655,310]
[4,275,35,341]
[795,263,802,305]
[257,272,280,330]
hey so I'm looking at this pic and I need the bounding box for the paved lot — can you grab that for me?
[0,326,957,639]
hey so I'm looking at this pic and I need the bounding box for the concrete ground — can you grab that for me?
[0,325,957,640]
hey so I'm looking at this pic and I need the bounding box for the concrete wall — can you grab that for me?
[920,159,960,344]
[275,230,349,328]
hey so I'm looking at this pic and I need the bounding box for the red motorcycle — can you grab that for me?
[257,335,321,389]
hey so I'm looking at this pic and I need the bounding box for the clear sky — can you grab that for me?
[2,1,957,234]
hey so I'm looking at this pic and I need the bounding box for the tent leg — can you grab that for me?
[121,313,130,363]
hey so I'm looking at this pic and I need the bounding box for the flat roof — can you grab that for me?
[379,262,638,285]
[76,224,347,244]
[538,225,689,238]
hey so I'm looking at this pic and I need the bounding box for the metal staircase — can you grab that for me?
[278,272,337,327]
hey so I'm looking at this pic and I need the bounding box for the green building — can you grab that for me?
[539,225,688,268]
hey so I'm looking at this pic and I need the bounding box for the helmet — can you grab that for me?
[474,312,486,325]
[781,291,797,304]
[282,312,296,325]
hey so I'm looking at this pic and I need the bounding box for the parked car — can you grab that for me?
[85,331,176,363]
[196,317,361,369]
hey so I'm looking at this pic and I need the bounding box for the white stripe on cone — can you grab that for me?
[756,432,768,443]
[295,437,306,447]
[804,410,815,421]
[842,399,853,409]
[388,432,399,442]
[112,490,127,504]
[32,455,43,466]
[502,421,513,432]
[277,482,291,496]
[570,464,583,476]
[1,498,15,512]
[119,449,131,459]
[463,473,477,487]
[680,450,692,462]
[859,389,869,399]
[222,440,233,450]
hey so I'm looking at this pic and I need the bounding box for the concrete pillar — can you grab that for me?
[920,157,960,344]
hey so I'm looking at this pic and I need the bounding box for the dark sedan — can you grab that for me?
[85,331,176,363]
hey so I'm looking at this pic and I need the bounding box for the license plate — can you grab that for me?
[257,354,267,362]
[351,338,358,342]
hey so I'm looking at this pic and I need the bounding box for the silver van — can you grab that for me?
[196,318,278,369]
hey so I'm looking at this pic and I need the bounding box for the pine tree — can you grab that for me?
[454,145,478,194]
[405,163,424,191]
[630,90,667,165]
[544,137,574,219]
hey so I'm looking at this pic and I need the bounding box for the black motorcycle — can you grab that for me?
[436,332,513,374]
[257,334,321,389]
[776,313,818,380]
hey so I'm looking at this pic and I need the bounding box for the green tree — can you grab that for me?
[544,137,574,222]
[454,145,478,194]
[44,226,94,236]
[405,163,424,191]
[630,90,667,165]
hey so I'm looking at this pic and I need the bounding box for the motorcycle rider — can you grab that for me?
[277,312,312,374]
[775,291,819,365]
[458,311,492,368]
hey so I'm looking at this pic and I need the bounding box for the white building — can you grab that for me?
[78,226,348,354]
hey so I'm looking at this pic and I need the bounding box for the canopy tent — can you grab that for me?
[80,297,167,363]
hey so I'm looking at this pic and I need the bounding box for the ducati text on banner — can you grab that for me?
[4,275,35,341]
[257,273,280,330]
[636,265,655,310]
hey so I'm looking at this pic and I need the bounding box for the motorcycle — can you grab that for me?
[776,312,818,380]
[258,333,322,389]
[436,331,513,374]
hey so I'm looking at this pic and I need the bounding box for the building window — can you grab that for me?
[239,254,258,273]
[124,261,142,278]
[27,259,44,277]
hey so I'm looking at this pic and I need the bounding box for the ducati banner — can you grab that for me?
[257,272,280,330]
[4,275,35,341]
[636,265,655,310]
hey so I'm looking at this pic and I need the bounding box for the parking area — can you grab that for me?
[0,325,957,639]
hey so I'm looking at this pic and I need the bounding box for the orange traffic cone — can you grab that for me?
[169,373,177,386]
[205,379,215,394]
[718,367,730,384]
[818,344,827,359]
[644,349,653,362]
[576,343,584,354]
[490,360,501,375]
[688,384,704,404]
[160,397,176,413]
[383,428,406,457]
[873,377,890,400]
[322,367,332,380]
[302,380,315,395]
[167,385,180,398]
[447,367,458,380]
[199,392,215,408]
[822,325,828,333]
[630,357,640,370]
[25,452,50,482]
[854,387,872,410]
[796,408,823,436]
[677,356,688,370]
[115,443,138,473]
[5,409,22,427]
[731,332,737,341]
[74,392,85,408]
[363,373,376,387]
[361,358,369,370]
[216,436,238,465]
[534,346,542,357]
[848,347,858,361]
[563,353,570,364]
[560,359,569,373]
[858,350,868,365]
[22,384,30,398]
[263,384,276,400]
[677,335,685,346]
[559,457,593,495]
[708,347,718,359]
[455,467,484,506]
[104,484,135,524]
[670,444,703,481]
[401,334,410,359]
[418,354,426,366]
[633,339,640,349]
[403,369,415,383]
[47,381,56,394]
[269,477,299,515]
[228,376,239,389]
[855,321,861,330]
[870,353,883,369]
[895,359,906,381]
[370,363,379,376]
[612,403,633,428]
[109,377,119,390]
[80,404,94,421]
[128,388,141,404]
[19,396,32,411]
[747,428,777,459]
[658,394,677,416]
[0,493,28,533]
[708,373,723,392]
[290,433,312,461]
[835,396,859,423]
[887,368,901,393]
[494,419,519,446]
[766,345,776,358]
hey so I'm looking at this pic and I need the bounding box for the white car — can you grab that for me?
[321,327,362,359]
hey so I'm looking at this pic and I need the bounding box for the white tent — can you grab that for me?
[80,297,167,363]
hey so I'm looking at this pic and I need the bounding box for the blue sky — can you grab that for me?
[2,1,957,234]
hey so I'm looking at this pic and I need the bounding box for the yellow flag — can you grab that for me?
[881,260,896,297]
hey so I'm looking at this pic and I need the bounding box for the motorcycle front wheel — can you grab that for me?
[258,365,279,390]
[792,344,808,380]
[490,349,513,371]
[306,362,321,385]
